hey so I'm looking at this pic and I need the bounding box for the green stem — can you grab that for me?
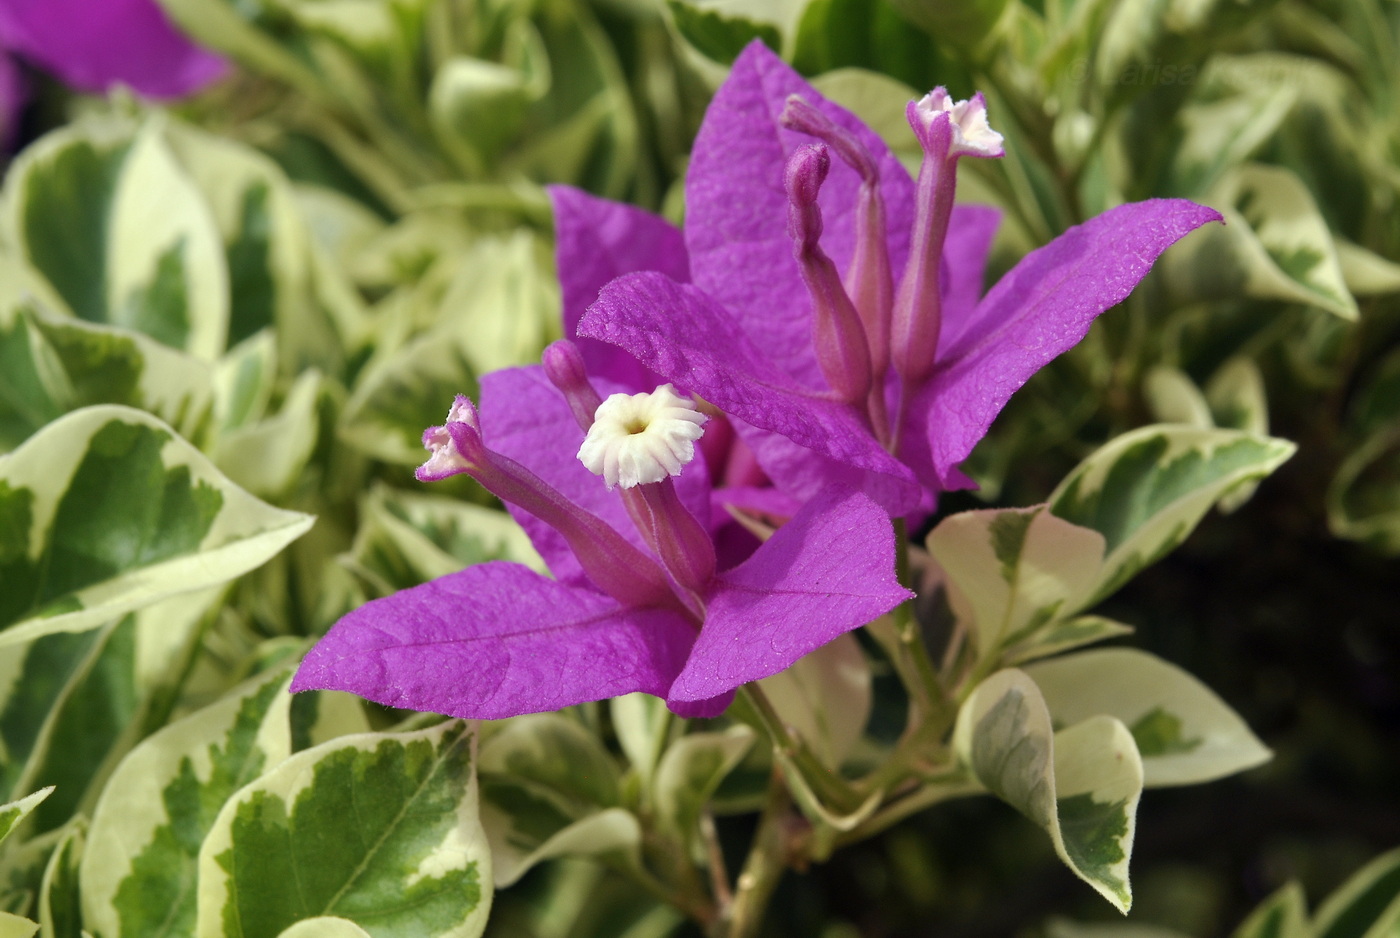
[713,774,791,938]
[737,685,862,814]
[836,776,981,848]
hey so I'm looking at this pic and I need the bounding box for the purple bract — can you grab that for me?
[292,360,911,719]
[0,0,225,101]
[559,41,1222,516]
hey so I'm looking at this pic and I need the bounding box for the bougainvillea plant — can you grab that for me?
[279,40,1294,936]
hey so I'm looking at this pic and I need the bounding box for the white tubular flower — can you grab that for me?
[578,385,707,490]
[915,88,1005,158]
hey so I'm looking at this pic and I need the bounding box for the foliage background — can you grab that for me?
[0,0,1397,935]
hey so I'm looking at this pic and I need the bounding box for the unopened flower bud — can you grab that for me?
[543,339,604,432]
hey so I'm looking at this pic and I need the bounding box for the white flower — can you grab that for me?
[578,385,707,489]
[915,88,1004,158]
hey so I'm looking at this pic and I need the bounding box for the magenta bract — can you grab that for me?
[563,42,1222,515]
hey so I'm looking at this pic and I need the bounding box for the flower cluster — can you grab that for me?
[293,41,1219,719]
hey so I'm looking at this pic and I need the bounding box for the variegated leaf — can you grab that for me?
[0,406,314,647]
[6,619,140,834]
[196,720,490,938]
[339,325,478,466]
[1232,882,1308,938]
[1005,616,1135,667]
[1143,367,1213,429]
[1025,649,1270,787]
[0,913,38,938]
[1162,163,1358,320]
[609,693,674,791]
[5,117,229,358]
[210,370,326,499]
[0,791,52,848]
[477,713,634,887]
[276,919,372,938]
[1049,425,1295,604]
[430,53,545,174]
[342,486,543,599]
[954,669,1143,912]
[1206,358,1268,437]
[758,633,871,769]
[1206,358,1269,513]
[1314,846,1400,938]
[213,332,278,432]
[1329,350,1400,554]
[928,506,1106,662]
[652,727,756,849]
[436,232,558,377]
[0,302,212,453]
[36,819,82,938]
[80,668,293,938]
[1335,240,1400,297]
[0,630,104,803]
[163,122,359,374]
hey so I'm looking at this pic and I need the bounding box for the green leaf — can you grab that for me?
[343,486,543,598]
[476,711,636,885]
[1314,847,1400,938]
[0,912,38,938]
[880,0,1010,47]
[339,327,477,466]
[758,632,870,768]
[609,694,674,792]
[276,919,373,938]
[0,303,214,453]
[0,791,52,848]
[18,617,141,834]
[1143,367,1213,429]
[1049,425,1295,605]
[1335,240,1400,297]
[1025,648,1270,787]
[666,1,783,65]
[652,727,755,850]
[1329,426,1400,555]
[809,69,921,164]
[430,52,546,173]
[795,2,959,95]
[0,630,103,803]
[0,406,314,647]
[479,714,620,811]
[1005,615,1135,666]
[211,370,325,499]
[35,819,82,938]
[162,121,352,371]
[1232,882,1308,938]
[196,720,490,938]
[954,669,1143,912]
[928,506,1107,663]
[80,668,293,938]
[1161,164,1359,321]
[7,117,231,357]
